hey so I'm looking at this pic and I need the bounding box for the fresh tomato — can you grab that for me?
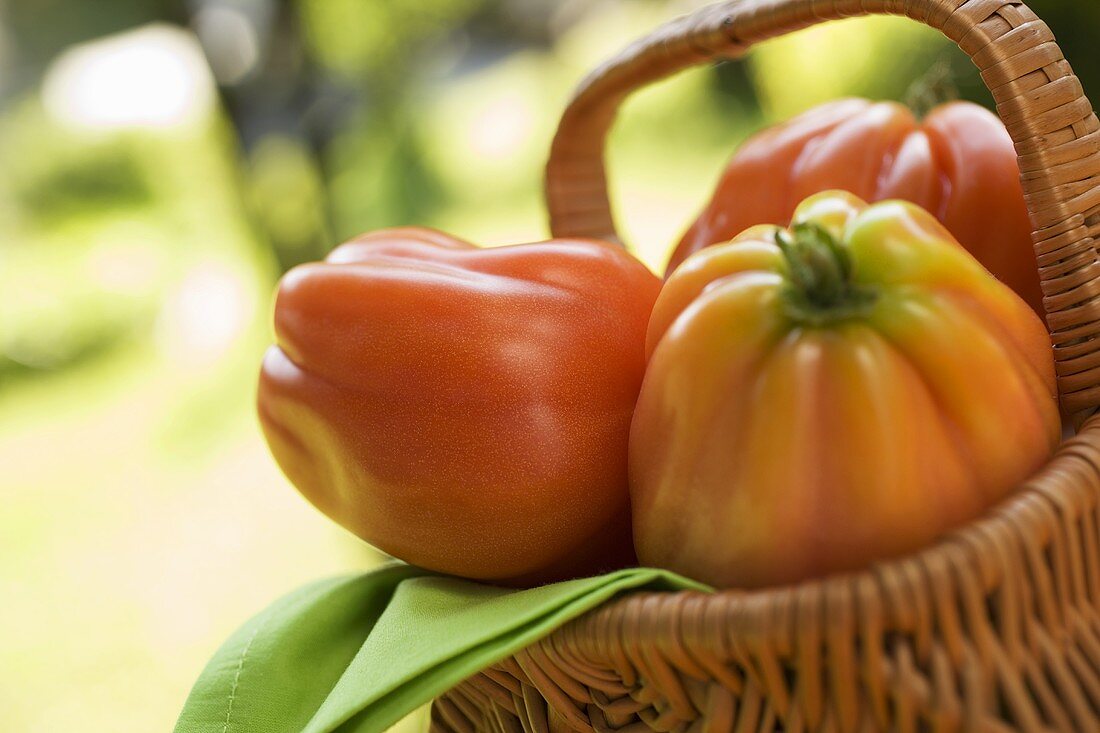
[633,192,1060,588]
[259,228,660,585]
[672,99,1044,316]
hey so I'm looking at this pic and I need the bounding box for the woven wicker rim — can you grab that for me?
[434,2,1100,731]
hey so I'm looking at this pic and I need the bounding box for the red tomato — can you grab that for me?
[672,99,1043,316]
[258,227,661,585]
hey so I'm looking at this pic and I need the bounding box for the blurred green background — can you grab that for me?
[1,1,1097,731]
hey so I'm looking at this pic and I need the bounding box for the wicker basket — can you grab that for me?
[432,0,1100,730]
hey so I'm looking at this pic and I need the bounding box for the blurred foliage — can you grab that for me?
[14,143,151,220]
[749,16,959,118]
[1,0,185,83]
[4,1,1100,732]
[247,133,332,269]
[299,0,482,81]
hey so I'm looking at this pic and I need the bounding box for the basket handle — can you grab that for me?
[546,0,1100,421]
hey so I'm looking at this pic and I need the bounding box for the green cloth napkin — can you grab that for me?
[174,564,710,733]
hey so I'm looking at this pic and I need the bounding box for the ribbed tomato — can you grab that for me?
[632,191,1060,588]
[259,228,660,585]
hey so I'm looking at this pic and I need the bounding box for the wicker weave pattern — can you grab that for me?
[434,416,1100,732]
[432,1,1100,730]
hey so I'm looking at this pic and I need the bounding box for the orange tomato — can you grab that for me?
[259,228,660,585]
[632,192,1060,588]
[672,99,1043,316]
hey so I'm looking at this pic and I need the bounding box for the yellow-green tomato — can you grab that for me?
[631,191,1061,588]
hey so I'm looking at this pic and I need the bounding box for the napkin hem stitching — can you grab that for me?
[222,622,264,733]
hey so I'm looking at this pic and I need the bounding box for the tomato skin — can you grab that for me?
[672,99,1043,316]
[633,192,1060,589]
[259,227,661,585]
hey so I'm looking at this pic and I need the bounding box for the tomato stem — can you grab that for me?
[774,223,876,325]
[903,58,958,118]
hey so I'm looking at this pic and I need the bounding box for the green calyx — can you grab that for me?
[774,222,877,326]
